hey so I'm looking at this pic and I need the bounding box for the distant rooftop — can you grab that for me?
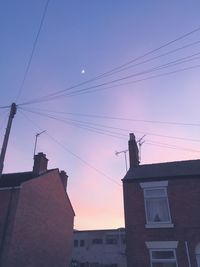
[123,159,200,180]
[74,228,125,233]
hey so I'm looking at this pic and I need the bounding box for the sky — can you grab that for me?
[1,0,200,230]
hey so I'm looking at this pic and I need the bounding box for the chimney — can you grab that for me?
[59,170,68,191]
[33,152,48,175]
[128,133,140,168]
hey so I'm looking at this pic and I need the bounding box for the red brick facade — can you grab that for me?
[0,153,75,267]
[123,134,200,267]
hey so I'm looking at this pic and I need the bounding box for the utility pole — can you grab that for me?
[0,103,17,177]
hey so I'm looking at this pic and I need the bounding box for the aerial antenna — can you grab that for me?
[137,135,146,162]
[115,149,128,172]
[33,130,46,158]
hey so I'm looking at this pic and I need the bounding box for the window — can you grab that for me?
[140,181,173,228]
[80,240,85,247]
[150,249,177,267]
[121,236,126,244]
[74,240,78,247]
[106,238,117,245]
[92,238,103,244]
[144,188,170,223]
[146,241,178,267]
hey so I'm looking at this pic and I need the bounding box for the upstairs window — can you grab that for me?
[140,181,173,228]
[144,188,170,223]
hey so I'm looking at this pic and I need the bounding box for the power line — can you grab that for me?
[19,109,122,186]
[19,106,200,145]
[18,107,200,128]
[15,0,50,102]
[18,57,200,105]
[19,107,127,140]
[96,40,200,78]
[0,110,9,133]
[45,133,122,186]
[0,105,12,109]
[18,26,200,106]
[95,26,200,77]
[64,63,200,98]
[146,140,200,154]
[18,110,200,188]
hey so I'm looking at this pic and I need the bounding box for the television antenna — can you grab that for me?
[115,149,128,172]
[137,135,145,162]
[33,130,46,158]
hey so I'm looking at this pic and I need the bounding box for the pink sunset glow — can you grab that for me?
[1,1,200,230]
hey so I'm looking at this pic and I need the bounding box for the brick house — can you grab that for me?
[122,133,200,267]
[0,152,75,267]
[72,228,126,267]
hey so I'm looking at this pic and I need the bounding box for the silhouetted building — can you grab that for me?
[72,228,126,267]
[123,133,200,267]
[0,152,75,267]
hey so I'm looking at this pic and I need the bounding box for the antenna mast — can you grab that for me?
[33,130,46,158]
[137,135,145,162]
[115,149,128,172]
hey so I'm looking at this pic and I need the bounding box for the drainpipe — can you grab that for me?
[0,188,14,267]
[185,241,191,267]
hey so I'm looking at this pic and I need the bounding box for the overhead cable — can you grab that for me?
[15,0,50,102]
[18,26,200,106]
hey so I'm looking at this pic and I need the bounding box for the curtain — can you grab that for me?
[146,197,170,223]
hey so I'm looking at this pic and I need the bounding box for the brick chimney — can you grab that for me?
[59,170,68,191]
[128,133,140,168]
[33,152,48,175]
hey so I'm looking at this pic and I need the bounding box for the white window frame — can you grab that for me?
[150,248,178,267]
[140,181,173,228]
[146,241,178,267]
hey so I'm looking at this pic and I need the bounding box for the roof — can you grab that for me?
[123,159,200,181]
[0,169,56,188]
[74,228,125,234]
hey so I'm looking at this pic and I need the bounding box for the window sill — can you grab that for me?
[145,223,174,229]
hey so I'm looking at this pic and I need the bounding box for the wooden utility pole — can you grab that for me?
[0,103,17,177]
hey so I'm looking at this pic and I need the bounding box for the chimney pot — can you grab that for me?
[33,152,48,175]
[60,170,68,191]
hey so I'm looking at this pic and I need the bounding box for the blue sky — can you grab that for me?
[1,1,200,229]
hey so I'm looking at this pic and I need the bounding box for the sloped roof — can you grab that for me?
[0,169,55,188]
[123,159,200,180]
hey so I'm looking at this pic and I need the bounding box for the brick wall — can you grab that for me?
[123,176,200,267]
[2,170,74,267]
[0,189,20,267]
